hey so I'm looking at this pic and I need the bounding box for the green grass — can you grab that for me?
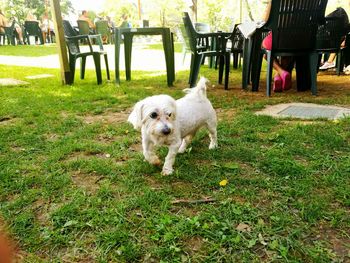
[0,44,58,57]
[146,42,183,53]
[0,64,349,262]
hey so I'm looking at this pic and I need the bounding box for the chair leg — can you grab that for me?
[218,55,224,84]
[189,53,195,84]
[252,53,264,92]
[233,53,238,69]
[224,53,230,90]
[93,54,102,85]
[336,51,342,76]
[266,51,273,96]
[69,57,76,84]
[80,57,86,79]
[104,54,110,80]
[190,53,202,88]
[309,52,318,96]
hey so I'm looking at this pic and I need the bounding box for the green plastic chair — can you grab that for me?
[316,17,346,75]
[77,20,94,35]
[24,21,44,45]
[3,20,17,45]
[62,20,110,85]
[182,12,231,89]
[95,20,113,44]
[254,0,328,96]
[227,24,244,69]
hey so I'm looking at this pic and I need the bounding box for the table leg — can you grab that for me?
[114,28,121,85]
[162,29,175,87]
[124,34,133,81]
[242,38,250,89]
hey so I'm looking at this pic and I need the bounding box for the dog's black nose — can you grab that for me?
[162,127,171,135]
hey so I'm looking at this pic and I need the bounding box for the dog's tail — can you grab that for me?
[183,77,208,98]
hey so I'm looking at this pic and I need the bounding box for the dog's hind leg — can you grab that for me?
[178,135,193,153]
[206,120,218,149]
[143,138,161,166]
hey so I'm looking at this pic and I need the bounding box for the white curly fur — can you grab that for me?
[128,77,217,175]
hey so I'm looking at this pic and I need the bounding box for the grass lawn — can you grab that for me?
[146,42,183,53]
[0,64,349,262]
[0,45,58,57]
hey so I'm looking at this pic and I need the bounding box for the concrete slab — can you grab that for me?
[256,103,350,120]
[0,78,30,86]
[25,74,54,79]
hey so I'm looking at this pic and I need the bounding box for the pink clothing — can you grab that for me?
[262,32,272,50]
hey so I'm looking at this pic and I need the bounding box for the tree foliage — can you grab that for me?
[2,0,73,23]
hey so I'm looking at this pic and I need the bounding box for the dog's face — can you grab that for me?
[128,95,177,137]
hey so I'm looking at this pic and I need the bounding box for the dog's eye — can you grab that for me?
[150,112,158,119]
[168,113,172,117]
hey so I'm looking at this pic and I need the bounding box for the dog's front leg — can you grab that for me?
[142,137,161,166]
[162,141,181,176]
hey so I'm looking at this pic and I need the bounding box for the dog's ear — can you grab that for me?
[128,101,144,130]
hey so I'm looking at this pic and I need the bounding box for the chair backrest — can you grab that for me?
[95,20,110,36]
[24,21,41,36]
[194,22,210,33]
[230,24,244,51]
[77,20,90,35]
[178,24,191,52]
[266,0,328,51]
[4,20,16,35]
[182,12,199,52]
[62,20,78,37]
[62,20,81,55]
[316,17,344,50]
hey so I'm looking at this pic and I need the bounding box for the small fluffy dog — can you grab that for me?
[128,77,217,175]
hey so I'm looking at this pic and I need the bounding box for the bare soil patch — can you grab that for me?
[71,170,102,193]
[83,110,130,125]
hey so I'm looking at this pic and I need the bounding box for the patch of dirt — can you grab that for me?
[82,110,130,125]
[71,170,102,194]
[128,142,142,152]
[313,224,350,261]
[44,133,60,142]
[0,116,17,126]
[183,236,205,255]
[144,175,163,190]
[216,108,237,121]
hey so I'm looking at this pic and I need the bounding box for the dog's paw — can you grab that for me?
[161,167,173,176]
[209,142,218,149]
[149,157,161,166]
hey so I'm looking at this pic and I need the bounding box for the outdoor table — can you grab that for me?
[114,27,175,87]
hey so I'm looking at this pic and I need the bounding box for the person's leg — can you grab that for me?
[262,32,291,91]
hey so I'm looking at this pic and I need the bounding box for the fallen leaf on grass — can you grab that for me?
[236,223,251,232]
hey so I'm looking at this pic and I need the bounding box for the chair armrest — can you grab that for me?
[88,34,104,51]
[66,35,94,52]
[66,35,89,40]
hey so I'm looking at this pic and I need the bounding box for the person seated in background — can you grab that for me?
[41,12,52,43]
[0,9,7,33]
[0,9,24,44]
[26,11,38,22]
[319,7,349,71]
[78,10,96,30]
[106,15,115,29]
[119,14,132,28]
[261,0,292,92]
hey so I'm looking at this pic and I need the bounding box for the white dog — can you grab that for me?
[128,77,217,175]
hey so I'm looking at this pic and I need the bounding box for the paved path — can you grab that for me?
[0,44,191,72]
